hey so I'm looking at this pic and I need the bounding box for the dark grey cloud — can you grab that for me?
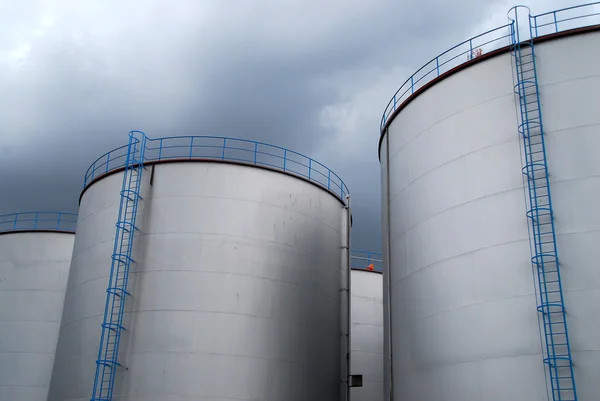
[1,0,568,250]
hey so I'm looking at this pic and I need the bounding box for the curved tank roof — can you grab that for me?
[82,134,349,203]
[0,212,77,234]
[379,2,600,146]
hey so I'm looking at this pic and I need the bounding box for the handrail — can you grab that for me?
[0,212,77,233]
[380,2,600,132]
[84,135,349,202]
[351,249,383,272]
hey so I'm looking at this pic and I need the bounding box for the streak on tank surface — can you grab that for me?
[48,134,349,401]
[379,3,600,401]
[350,250,383,401]
[0,212,76,401]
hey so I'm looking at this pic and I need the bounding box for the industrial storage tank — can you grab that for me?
[379,4,600,401]
[0,212,77,401]
[48,133,351,401]
[350,250,383,401]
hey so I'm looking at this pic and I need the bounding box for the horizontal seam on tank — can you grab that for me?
[0,318,60,323]
[538,72,600,89]
[139,231,342,268]
[404,350,545,371]
[556,227,600,237]
[148,194,342,232]
[52,344,340,366]
[68,237,114,257]
[389,186,526,243]
[387,93,513,161]
[0,384,48,388]
[390,236,530,287]
[58,308,341,333]
[351,322,383,329]
[0,351,56,355]
[70,232,342,273]
[391,173,600,241]
[388,137,517,203]
[397,292,537,325]
[0,288,65,293]
[544,122,600,137]
[563,287,600,294]
[350,349,384,356]
[69,266,341,293]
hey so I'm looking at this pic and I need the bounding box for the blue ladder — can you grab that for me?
[509,9,577,401]
[90,131,147,401]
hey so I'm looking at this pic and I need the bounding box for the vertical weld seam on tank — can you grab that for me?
[384,128,394,401]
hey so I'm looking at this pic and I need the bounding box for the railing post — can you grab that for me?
[158,139,163,160]
[393,95,397,111]
[57,213,62,230]
[105,154,110,173]
[469,39,473,59]
[553,11,558,33]
[222,138,226,160]
[436,57,440,76]
[411,76,414,94]
[254,142,258,164]
[327,170,331,190]
[12,213,18,230]
[308,159,312,180]
[189,137,194,159]
[283,150,287,171]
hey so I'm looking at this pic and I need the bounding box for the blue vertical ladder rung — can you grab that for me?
[510,8,577,401]
[90,131,146,401]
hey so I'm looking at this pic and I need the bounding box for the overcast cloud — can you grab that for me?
[0,0,584,251]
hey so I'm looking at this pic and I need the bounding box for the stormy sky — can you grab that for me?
[0,0,581,252]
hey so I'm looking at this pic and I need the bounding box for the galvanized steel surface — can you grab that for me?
[350,269,383,401]
[48,162,346,401]
[0,232,74,401]
[380,29,600,400]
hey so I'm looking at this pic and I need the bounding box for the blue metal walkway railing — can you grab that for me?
[83,135,349,203]
[90,131,147,401]
[509,7,577,401]
[380,2,600,133]
[0,212,77,233]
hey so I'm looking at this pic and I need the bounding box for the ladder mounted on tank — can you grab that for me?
[90,131,147,401]
[508,7,577,401]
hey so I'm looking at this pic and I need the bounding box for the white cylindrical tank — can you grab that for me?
[380,8,600,401]
[350,251,383,401]
[0,212,76,401]
[48,135,349,401]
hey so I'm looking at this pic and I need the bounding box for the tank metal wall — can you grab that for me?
[48,162,346,401]
[533,30,600,401]
[350,269,383,401]
[0,232,74,401]
[380,29,600,401]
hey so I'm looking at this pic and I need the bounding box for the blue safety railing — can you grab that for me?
[380,2,600,132]
[90,131,147,401]
[83,135,349,202]
[351,249,383,273]
[532,2,600,37]
[509,7,577,401]
[0,212,77,233]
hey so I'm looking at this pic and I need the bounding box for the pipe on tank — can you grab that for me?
[382,128,394,401]
[346,195,352,401]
